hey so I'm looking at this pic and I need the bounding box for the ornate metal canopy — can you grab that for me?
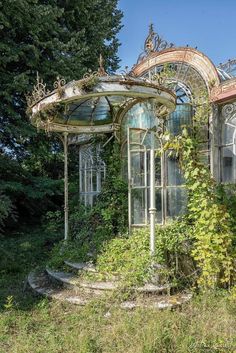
[27,71,176,134]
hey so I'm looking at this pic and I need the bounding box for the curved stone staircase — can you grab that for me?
[28,261,192,309]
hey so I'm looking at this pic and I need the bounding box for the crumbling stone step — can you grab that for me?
[46,267,171,294]
[28,270,192,310]
[46,267,118,290]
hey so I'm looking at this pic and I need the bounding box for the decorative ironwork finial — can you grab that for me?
[81,54,108,85]
[53,76,66,90]
[144,23,156,53]
[53,76,66,98]
[26,72,50,107]
[137,24,174,64]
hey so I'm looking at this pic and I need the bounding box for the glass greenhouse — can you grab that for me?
[28,26,236,246]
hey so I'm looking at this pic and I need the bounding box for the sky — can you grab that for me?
[117,0,236,71]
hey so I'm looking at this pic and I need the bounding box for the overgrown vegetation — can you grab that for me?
[48,137,128,269]
[96,220,193,288]
[0,0,123,234]
[46,88,236,292]
[162,94,235,289]
[1,228,236,353]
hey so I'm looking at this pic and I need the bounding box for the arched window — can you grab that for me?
[122,62,208,226]
[221,104,236,183]
[79,144,106,206]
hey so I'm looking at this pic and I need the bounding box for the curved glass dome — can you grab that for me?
[29,75,176,134]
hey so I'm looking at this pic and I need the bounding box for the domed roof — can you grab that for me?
[27,73,176,134]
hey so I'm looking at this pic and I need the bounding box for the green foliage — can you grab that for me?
[42,210,64,235]
[152,63,176,88]
[3,296,15,311]
[1,226,236,353]
[96,220,193,287]
[76,74,100,92]
[97,228,151,285]
[0,0,123,233]
[70,138,128,241]
[48,240,90,269]
[0,227,59,283]
[48,138,128,268]
[0,191,17,233]
[164,93,235,289]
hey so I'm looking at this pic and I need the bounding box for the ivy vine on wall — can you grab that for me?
[163,92,235,289]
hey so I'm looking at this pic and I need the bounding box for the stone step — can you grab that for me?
[46,267,118,291]
[46,267,170,294]
[28,270,192,310]
[64,261,97,273]
[28,271,94,305]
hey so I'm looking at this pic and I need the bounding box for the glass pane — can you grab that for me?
[80,172,85,192]
[198,142,210,152]
[222,124,235,145]
[131,189,146,225]
[167,104,192,135]
[86,172,92,192]
[129,129,146,146]
[92,172,97,192]
[222,146,236,183]
[198,124,209,143]
[167,187,187,220]
[121,102,158,142]
[155,188,162,223]
[101,170,105,182]
[167,155,184,186]
[199,152,210,167]
[130,151,145,186]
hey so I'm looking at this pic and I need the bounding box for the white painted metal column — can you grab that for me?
[149,130,156,256]
[63,132,69,241]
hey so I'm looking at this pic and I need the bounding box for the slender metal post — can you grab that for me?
[63,132,69,241]
[127,128,132,233]
[149,130,156,256]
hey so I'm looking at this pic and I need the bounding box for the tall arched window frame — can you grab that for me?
[122,62,209,226]
[221,103,236,183]
[79,144,106,207]
[121,83,192,226]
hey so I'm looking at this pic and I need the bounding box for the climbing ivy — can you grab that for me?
[163,93,235,289]
[47,88,236,291]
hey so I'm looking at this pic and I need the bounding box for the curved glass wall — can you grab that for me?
[123,62,209,226]
[127,125,188,226]
[122,82,192,226]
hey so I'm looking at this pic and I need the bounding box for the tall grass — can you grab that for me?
[0,228,236,353]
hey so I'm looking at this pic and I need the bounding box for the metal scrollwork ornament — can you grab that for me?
[26,72,50,107]
[222,103,236,119]
[137,24,174,64]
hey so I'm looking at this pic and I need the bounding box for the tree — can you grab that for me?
[0,0,123,231]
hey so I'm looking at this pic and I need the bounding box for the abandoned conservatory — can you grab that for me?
[28,25,236,239]
[27,25,236,307]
